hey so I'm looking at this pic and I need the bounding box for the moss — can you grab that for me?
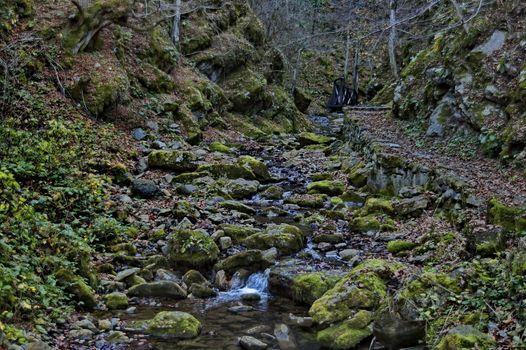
[387,240,417,254]
[487,198,526,234]
[363,198,394,215]
[214,250,272,274]
[261,185,284,199]
[217,200,256,214]
[437,325,496,350]
[168,229,219,268]
[350,214,396,233]
[136,63,176,93]
[218,224,261,242]
[285,193,327,208]
[148,150,198,172]
[223,68,268,113]
[105,292,128,310]
[182,270,208,287]
[243,224,304,254]
[307,180,345,196]
[238,155,272,181]
[55,269,97,310]
[173,200,201,221]
[347,162,368,188]
[291,272,341,305]
[316,310,374,349]
[148,26,179,71]
[209,142,233,154]
[298,132,335,147]
[143,311,201,339]
[172,172,207,183]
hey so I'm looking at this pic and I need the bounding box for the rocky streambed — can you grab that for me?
[50,111,519,350]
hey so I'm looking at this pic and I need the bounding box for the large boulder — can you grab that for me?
[307,180,345,196]
[55,269,97,310]
[238,156,272,182]
[127,281,187,299]
[316,310,374,349]
[215,250,272,274]
[130,311,201,339]
[243,224,304,255]
[167,230,219,268]
[437,325,496,350]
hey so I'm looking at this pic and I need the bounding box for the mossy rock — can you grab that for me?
[436,325,496,350]
[189,283,217,298]
[307,180,345,196]
[217,200,256,214]
[134,311,201,339]
[238,156,272,181]
[347,162,369,188]
[363,198,394,215]
[218,224,261,242]
[313,234,344,244]
[173,200,201,222]
[147,26,179,71]
[197,163,256,180]
[293,87,312,113]
[172,172,207,183]
[487,198,526,234]
[127,281,187,299]
[168,230,219,268]
[285,193,327,208]
[387,240,417,254]
[350,214,396,233]
[261,185,284,199]
[244,224,304,255]
[219,178,260,199]
[214,250,272,274]
[105,292,128,310]
[182,270,208,287]
[298,132,335,147]
[291,272,341,305]
[148,150,198,172]
[316,310,374,349]
[55,269,97,310]
[223,68,269,114]
[209,142,233,154]
[136,62,176,93]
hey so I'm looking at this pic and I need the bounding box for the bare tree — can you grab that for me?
[388,0,399,79]
[171,0,182,45]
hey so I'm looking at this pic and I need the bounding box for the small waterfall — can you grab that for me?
[211,269,271,307]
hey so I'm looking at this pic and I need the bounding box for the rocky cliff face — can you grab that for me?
[377,1,526,168]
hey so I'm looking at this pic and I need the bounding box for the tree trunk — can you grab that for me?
[171,0,182,46]
[388,0,399,79]
[291,48,303,94]
[450,0,469,33]
[343,30,352,79]
[352,43,359,90]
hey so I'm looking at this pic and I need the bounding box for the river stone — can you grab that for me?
[105,292,128,309]
[131,179,160,198]
[127,281,187,299]
[218,200,256,214]
[136,311,202,339]
[183,269,208,287]
[238,335,268,350]
[219,236,233,250]
[214,270,229,290]
[307,180,345,196]
[107,330,130,343]
[167,229,219,268]
[189,283,217,298]
[297,132,335,147]
[222,178,260,199]
[219,224,261,242]
[148,150,198,172]
[274,324,297,350]
[238,156,272,182]
[243,224,304,255]
[215,250,272,274]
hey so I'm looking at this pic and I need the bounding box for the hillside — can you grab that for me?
[1,0,526,350]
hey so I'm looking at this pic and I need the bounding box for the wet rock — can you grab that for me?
[307,180,345,196]
[436,325,495,350]
[316,310,374,349]
[373,313,425,349]
[130,311,201,339]
[132,128,147,141]
[238,156,272,182]
[309,259,404,325]
[148,150,198,172]
[228,305,254,313]
[222,178,260,199]
[215,250,272,274]
[167,229,219,268]
[105,292,129,310]
[219,224,262,242]
[219,236,233,250]
[127,281,187,299]
[238,335,268,350]
[218,200,256,214]
[274,323,297,350]
[243,224,304,255]
[183,270,208,287]
[189,283,217,298]
[297,132,334,147]
[261,185,284,199]
[241,293,261,302]
[214,270,229,290]
[131,179,160,198]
